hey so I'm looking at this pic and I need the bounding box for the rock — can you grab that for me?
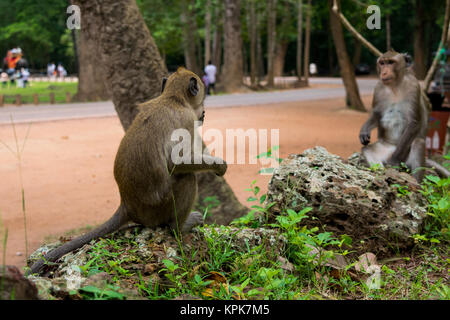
[266,146,427,255]
[27,225,286,300]
[0,266,39,300]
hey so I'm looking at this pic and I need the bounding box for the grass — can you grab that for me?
[19,147,450,300]
[0,117,32,263]
[0,81,77,104]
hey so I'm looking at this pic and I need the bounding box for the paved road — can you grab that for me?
[0,78,377,124]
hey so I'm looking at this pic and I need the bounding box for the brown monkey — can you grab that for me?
[359,50,449,181]
[28,68,227,275]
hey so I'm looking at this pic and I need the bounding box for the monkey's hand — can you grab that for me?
[359,130,371,146]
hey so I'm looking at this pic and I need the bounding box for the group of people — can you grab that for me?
[1,48,30,88]
[47,62,67,79]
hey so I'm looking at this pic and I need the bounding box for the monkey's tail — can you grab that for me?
[425,159,450,178]
[26,204,129,276]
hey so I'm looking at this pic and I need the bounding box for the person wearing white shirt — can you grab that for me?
[204,61,217,95]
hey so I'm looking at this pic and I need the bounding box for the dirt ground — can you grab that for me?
[0,95,372,268]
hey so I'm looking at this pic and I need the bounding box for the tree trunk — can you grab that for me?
[212,4,223,78]
[256,8,265,81]
[74,0,247,224]
[204,0,212,66]
[352,39,362,67]
[274,42,288,77]
[297,0,303,81]
[386,13,391,51]
[222,0,244,92]
[328,0,366,112]
[303,0,311,86]
[73,16,110,102]
[273,0,292,77]
[414,0,426,80]
[248,0,258,86]
[266,0,277,87]
[181,0,201,76]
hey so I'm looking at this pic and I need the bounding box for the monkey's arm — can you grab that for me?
[359,112,379,145]
[171,155,227,176]
[359,92,381,145]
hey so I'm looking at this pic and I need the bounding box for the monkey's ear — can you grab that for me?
[403,53,412,67]
[188,77,198,96]
[161,77,168,93]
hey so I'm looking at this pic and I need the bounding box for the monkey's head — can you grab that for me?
[161,67,206,123]
[377,49,409,86]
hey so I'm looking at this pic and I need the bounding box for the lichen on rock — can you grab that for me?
[266,146,427,254]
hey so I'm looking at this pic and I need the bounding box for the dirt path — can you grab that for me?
[0,96,372,268]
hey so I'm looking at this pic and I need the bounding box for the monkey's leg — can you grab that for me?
[406,138,426,182]
[168,174,202,234]
[182,211,204,233]
[361,141,396,167]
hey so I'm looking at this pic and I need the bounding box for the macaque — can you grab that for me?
[359,50,429,182]
[28,68,227,275]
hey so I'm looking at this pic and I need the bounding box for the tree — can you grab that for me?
[296,0,303,81]
[329,0,366,112]
[73,27,110,102]
[74,0,247,224]
[266,0,277,87]
[222,0,244,92]
[274,0,294,77]
[303,0,311,86]
[204,0,212,66]
[247,0,258,87]
[181,0,201,75]
[212,2,224,77]
[414,0,426,80]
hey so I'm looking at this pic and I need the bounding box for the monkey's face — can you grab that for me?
[377,51,407,87]
[378,59,396,85]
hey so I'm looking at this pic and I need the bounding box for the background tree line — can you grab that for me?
[0,0,446,89]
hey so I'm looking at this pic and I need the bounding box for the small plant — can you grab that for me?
[419,174,449,241]
[232,180,275,228]
[0,117,32,260]
[391,184,412,197]
[76,284,125,300]
[256,145,283,175]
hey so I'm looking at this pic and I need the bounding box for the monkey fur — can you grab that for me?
[359,49,449,181]
[28,68,227,275]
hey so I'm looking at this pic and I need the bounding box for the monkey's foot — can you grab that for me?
[181,211,204,233]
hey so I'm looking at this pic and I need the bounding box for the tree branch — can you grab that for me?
[332,0,382,57]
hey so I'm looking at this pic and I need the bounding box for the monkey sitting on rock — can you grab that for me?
[359,49,449,182]
[28,68,227,275]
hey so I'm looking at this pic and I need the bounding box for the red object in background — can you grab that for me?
[426,111,450,155]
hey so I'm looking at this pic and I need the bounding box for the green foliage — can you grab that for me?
[0,81,77,104]
[0,0,75,72]
[419,174,450,241]
[77,284,125,300]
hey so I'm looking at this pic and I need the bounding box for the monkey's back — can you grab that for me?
[113,97,198,226]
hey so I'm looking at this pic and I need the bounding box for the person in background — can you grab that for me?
[21,68,30,88]
[1,71,8,88]
[202,72,210,95]
[57,63,67,78]
[47,62,56,79]
[204,60,217,95]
